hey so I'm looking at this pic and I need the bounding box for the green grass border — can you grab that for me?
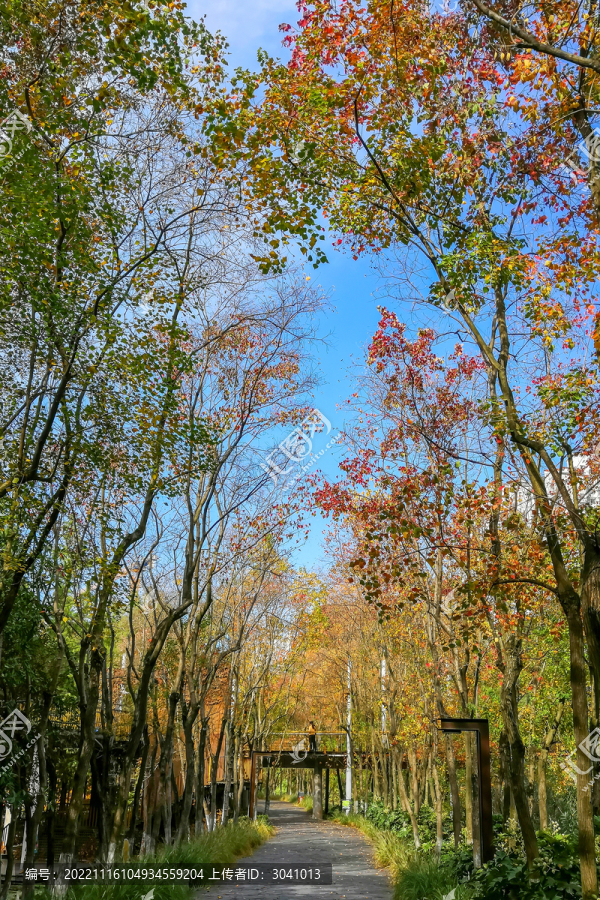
[44,818,274,900]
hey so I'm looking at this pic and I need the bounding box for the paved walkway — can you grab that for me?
[202,801,393,900]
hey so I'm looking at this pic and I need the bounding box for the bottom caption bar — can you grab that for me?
[24,864,333,885]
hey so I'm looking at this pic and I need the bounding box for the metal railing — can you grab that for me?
[267,732,347,754]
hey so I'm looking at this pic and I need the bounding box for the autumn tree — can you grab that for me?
[238,1,600,890]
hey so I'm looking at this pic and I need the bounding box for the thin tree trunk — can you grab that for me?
[397,751,420,849]
[128,733,149,852]
[378,746,389,806]
[141,737,158,855]
[562,593,597,898]
[23,692,53,900]
[194,717,208,836]
[538,698,565,831]
[358,752,364,810]
[538,752,548,832]
[57,682,99,870]
[164,757,173,845]
[499,729,511,825]
[527,753,536,820]
[92,732,111,864]
[175,712,197,844]
[234,734,244,824]
[0,813,17,900]
[407,745,420,817]
[210,715,227,830]
[264,767,271,815]
[150,688,180,849]
[431,761,444,862]
[371,735,380,800]
[46,759,57,871]
[391,749,398,811]
[500,635,538,867]
[222,718,235,825]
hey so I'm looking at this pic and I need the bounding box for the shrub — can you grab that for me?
[365,799,411,833]
[394,855,471,900]
[469,832,582,900]
[363,800,455,849]
[331,801,584,900]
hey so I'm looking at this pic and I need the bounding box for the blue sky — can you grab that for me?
[184,0,387,568]
[187,0,299,70]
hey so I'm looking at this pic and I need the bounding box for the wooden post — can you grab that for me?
[440,718,494,863]
[325,767,330,815]
[313,766,323,820]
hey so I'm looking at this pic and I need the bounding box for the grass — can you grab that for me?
[297,795,313,813]
[393,857,471,900]
[58,818,274,900]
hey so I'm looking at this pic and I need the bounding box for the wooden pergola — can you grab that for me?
[249,744,348,821]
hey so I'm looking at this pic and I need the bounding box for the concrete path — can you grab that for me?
[202,801,393,900]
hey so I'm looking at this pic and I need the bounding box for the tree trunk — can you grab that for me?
[210,715,227,830]
[141,737,158,855]
[234,734,244,823]
[527,753,536,820]
[0,812,17,900]
[103,743,133,862]
[536,697,565,833]
[58,681,99,869]
[358,751,364,811]
[500,635,538,867]
[370,735,380,800]
[391,748,398,811]
[222,717,235,826]
[128,732,149,852]
[195,717,208,836]
[538,751,548,832]
[499,729,511,825]
[581,548,600,733]
[564,599,597,899]
[165,758,173,845]
[23,692,53,900]
[175,711,198,843]
[92,733,113,864]
[407,745,420,817]
[378,745,389,806]
[46,758,57,871]
[431,761,444,862]
[581,549,600,820]
[150,689,180,849]
[397,751,421,849]
[264,767,271,815]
